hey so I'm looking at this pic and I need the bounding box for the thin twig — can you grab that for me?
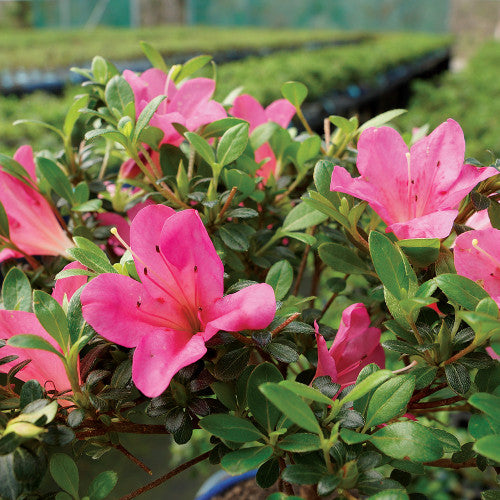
[424,458,477,469]
[113,443,153,475]
[278,457,295,496]
[292,227,316,296]
[76,422,170,440]
[443,344,476,365]
[410,383,447,403]
[392,360,418,374]
[409,395,464,410]
[271,313,300,338]
[119,451,211,500]
[215,186,238,223]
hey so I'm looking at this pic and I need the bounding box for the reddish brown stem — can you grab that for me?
[113,443,152,475]
[76,422,170,439]
[271,313,300,338]
[409,395,463,410]
[410,382,447,403]
[444,344,476,365]
[216,186,238,222]
[424,458,477,469]
[119,451,211,500]
[278,457,295,496]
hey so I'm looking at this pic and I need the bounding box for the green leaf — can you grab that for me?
[435,274,489,310]
[319,242,370,274]
[397,238,440,267]
[340,428,370,444]
[365,375,415,428]
[259,383,321,434]
[72,199,103,212]
[458,310,500,345]
[468,414,497,439]
[133,95,166,141]
[221,446,273,475]
[199,414,263,442]
[247,363,283,432]
[358,109,406,133]
[411,366,438,390]
[317,474,341,496]
[266,260,293,300]
[64,95,89,138]
[313,160,339,204]
[36,157,75,204]
[367,491,409,500]
[266,341,299,363]
[56,493,73,500]
[87,471,118,500]
[67,286,95,347]
[370,422,443,462]
[0,454,22,500]
[340,370,393,404]
[219,224,254,252]
[329,115,357,134]
[217,123,249,167]
[428,427,461,453]
[19,380,43,409]
[50,453,79,499]
[185,132,215,166]
[33,290,69,351]
[279,380,333,406]
[85,129,128,146]
[2,267,31,311]
[369,231,414,300]
[8,334,64,359]
[139,41,168,72]
[445,364,471,395]
[281,81,308,108]
[204,118,247,138]
[0,200,10,238]
[176,54,212,82]
[282,231,316,246]
[281,464,324,485]
[13,119,65,142]
[256,458,279,488]
[474,434,500,461]
[278,433,321,452]
[297,136,321,169]
[224,169,255,197]
[469,393,500,422]
[68,237,116,274]
[282,202,328,232]
[105,75,135,120]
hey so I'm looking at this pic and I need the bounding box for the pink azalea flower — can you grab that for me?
[0,146,74,262]
[454,228,500,306]
[123,69,226,147]
[0,262,86,393]
[315,303,385,388]
[81,205,276,397]
[330,119,498,239]
[230,94,295,180]
[465,209,492,231]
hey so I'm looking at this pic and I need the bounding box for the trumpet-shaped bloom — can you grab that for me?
[81,205,276,398]
[330,119,498,239]
[0,146,74,262]
[454,228,500,306]
[123,69,226,147]
[230,94,295,180]
[0,262,86,392]
[315,303,385,388]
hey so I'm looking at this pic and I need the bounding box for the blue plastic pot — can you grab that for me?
[194,470,257,500]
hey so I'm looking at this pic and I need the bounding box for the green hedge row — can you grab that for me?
[0,32,450,155]
[0,25,361,71]
[397,40,500,162]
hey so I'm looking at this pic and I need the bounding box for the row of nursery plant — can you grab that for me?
[0,32,450,154]
[398,40,500,162]
[0,25,362,71]
[0,42,498,499]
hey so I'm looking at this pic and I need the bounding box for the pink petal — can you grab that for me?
[185,100,227,132]
[130,205,176,299]
[265,99,296,129]
[81,273,190,348]
[52,262,87,305]
[151,112,186,146]
[202,283,276,339]
[387,209,458,240]
[486,346,500,361]
[132,331,206,397]
[170,78,216,119]
[13,145,36,181]
[0,310,70,392]
[314,329,338,382]
[159,209,224,310]
[230,94,267,132]
[255,143,277,180]
[466,209,492,231]
[96,212,131,245]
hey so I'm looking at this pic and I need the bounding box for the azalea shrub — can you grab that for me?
[0,45,499,500]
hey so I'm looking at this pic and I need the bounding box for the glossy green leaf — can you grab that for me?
[8,335,63,358]
[37,157,75,204]
[217,123,249,167]
[0,200,10,238]
[459,310,500,345]
[259,383,321,434]
[87,471,118,500]
[221,446,273,475]
[469,393,500,422]
[319,242,370,274]
[176,55,212,83]
[32,290,69,350]
[435,274,489,310]
[279,380,333,406]
[358,109,406,133]
[266,260,293,300]
[134,95,166,141]
[247,363,283,432]
[139,41,168,72]
[19,380,43,409]
[64,94,89,138]
[281,81,308,108]
[428,427,461,453]
[50,453,79,499]
[340,369,393,404]
[397,238,440,267]
[278,433,321,452]
[2,267,31,311]
[282,202,328,232]
[445,364,471,395]
[256,457,280,488]
[474,434,500,461]
[68,237,116,274]
[199,414,263,442]
[185,132,215,166]
[370,422,443,462]
[105,75,135,120]
[340,428,370,444]
[365,375,415,428]
[281,464,324,485]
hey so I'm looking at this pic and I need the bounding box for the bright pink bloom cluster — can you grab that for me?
[330,120,498,239]
[0,146,73,262]
[0,262,85,393]
[81,205,276,398]
[454,228,500,306]
[314,303,385,388]
[123,69,226,147]
[230,94,295,180]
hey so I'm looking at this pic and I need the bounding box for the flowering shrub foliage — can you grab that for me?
[0,46,498,500]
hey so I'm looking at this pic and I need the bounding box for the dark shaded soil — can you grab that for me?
[211,478,280,500]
